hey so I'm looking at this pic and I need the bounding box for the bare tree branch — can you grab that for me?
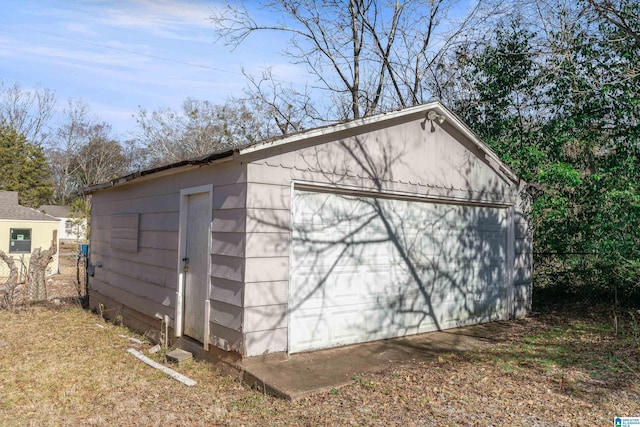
[0,79,56,145]
[211,0,483,127]
[586,0,640,46]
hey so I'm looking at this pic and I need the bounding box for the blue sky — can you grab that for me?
[0,0,302,140]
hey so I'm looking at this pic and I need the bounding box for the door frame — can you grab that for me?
[176,184,213,349]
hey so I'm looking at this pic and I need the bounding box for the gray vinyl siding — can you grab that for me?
[211,254,244,282]
[211,232,244,257]
[244,328,288,355]
[90,187,180,323]
[90,277,171,318]
[89,162,248,348]
[239,179,291,356]
[209,177,246,351]
[210,278,243,306]
[513,202,533,317]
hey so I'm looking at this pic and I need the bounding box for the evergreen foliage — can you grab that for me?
[0,125,53,207]
[453,1,640,304]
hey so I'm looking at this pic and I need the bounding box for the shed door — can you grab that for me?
[289,189,507,354]
[182,191,210,343]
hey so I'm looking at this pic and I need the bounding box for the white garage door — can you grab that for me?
[289,189,508,354]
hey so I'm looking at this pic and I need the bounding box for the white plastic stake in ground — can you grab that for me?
[119,334,144,344]
[127,348,197,387]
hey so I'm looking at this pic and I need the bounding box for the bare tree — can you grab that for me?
[0,79,56,145]
[0,251,20,309]
[242,68,318,134]
[47,99,89,205]
[211,0,482,124]
[47,100,139,204]
[135,97,275,166]
[71,123,129,187]
[27,240,57,302]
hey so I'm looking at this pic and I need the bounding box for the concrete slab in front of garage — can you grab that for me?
[239,321,516,400]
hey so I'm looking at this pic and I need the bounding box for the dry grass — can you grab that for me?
[0,304,250,426]
[0,304,638,426]
[0,252,638,425]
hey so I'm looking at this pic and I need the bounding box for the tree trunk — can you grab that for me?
[27,241,57,302]
[0,251,20,309]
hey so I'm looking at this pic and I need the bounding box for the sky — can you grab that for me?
[0,0,303,141]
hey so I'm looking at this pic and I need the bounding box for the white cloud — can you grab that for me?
[1,39,147,68]
[125,0,217,26]
[0,0,312,136]
[237,60,311,89]
[84,101,139,136]
[94,0,219,42]
[61,22,100,38]
[268,62,311,85]
[19,0,219,42]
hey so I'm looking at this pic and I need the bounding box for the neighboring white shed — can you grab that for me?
[38,205,87,242]
[85,102,532,358]
[0,191,59,278]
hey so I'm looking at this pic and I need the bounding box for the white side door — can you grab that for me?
[179,188,212,343]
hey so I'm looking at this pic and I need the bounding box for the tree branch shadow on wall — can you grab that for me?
[245,128,525,353]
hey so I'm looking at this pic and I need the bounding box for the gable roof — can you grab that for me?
[84,101,520,194]
[0,191,59,222]
[38,205,71,218]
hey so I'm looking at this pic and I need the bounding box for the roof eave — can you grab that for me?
[83,148,237,194]
[83,101,522,194]
[238,102,442,156]
[238,101,520,185]
[0,218,59,223]
[437,104,520,184]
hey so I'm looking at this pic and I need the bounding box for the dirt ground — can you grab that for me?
[46,242,87,302]
[2,251,637,426]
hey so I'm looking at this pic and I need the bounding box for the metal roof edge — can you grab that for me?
[238,102,441,156]
[83,148,236,194]
[435,104,520,185]
[239,101,520,185]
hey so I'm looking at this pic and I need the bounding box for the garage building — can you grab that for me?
[85,102,532,358]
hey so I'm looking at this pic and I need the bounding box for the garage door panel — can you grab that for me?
[292,305,369,350]
[289,308,330,349]
[292,266,391,302]
[330,307,362,343]
[289,189,508,354]
[364,306,433,339]
[292,244,392,269]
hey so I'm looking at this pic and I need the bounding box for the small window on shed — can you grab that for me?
[65,220,73,233]
[111,214,139,253]
[9,228,31,253]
